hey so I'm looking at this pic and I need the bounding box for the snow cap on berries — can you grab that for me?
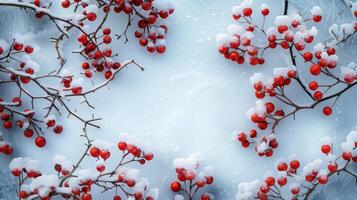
[60,68,72,77]
[21,55,40,72]
[320,136,332,145]
[85,4,98,14]
[228,24,244,36]
[118,133,153,153]
[247,100,266,118]
[341,141,355,152]
[240,0,253,8]
[236,180,262,200]
[216,33,230,46]
[29,175,59,197]
[346,130,357,142]
[173,153,200,171]
[9,157,28,170]
[249,73,264,85]
[274,15,291,26]
[261,4,269,10]
[133,177,149,192]
[302,159,323,175]
[310,6,322,15]
[202,165,214,176]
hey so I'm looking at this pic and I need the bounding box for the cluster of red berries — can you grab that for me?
[237,129,279,157]
[10,42,36,84]
[237,132,357,200]
[10,135,157,200]
[77,28,119,81]
[60,73,84,95]
[117,141,154,162]
[253,71,296,100]
[217,1,323,66]
[89,145,111,161]
[170,161,214,200]
[61,0,174,54]
[0,96,63,152]
[112,0,174,54]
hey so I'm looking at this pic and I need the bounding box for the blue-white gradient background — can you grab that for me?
[1,0,357,199]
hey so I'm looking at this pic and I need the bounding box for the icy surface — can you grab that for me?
[1,0,357,199]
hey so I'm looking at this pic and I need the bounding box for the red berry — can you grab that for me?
[53,125,63,134]
[290,160,300,169]
[170,181,181,192]
[87,13,97,21]
[144,153,154,161]
[277,177,287,186]
[104,71,112,80]
[310,64,321,76]
[156,45,166,54]
[309,81,319,90]
[35,136,46,148]
[328,162,338,172]
[81,193,92,200]
[261,8,269,16]
[100,149,111,160]
[61,0,70,8]
[323,106,332,116]
[321,144,331,154]
[103,28,111,35]
[342,152,352,160]
[317,174,328,184]
[90,147,100,157]
[103,35,112,44]
[4,121,12,129]
[265,102,275,114]
[249,129,257,138]
[24,45,34,54]
[113,196,121,200]
[243,8,252,16]
[314,91,323,100]
[303,52,313,61]
[24,129,34,138]
[265,177,275,186]
[118,142,127,150]
[312,15,322,22]
[277,162,288,171]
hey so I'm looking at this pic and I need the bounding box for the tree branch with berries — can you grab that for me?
[169,154,215,200]
[0,0,174,155]
[235,131,357,200]
[9,125,158,200]
[216,0,357,157]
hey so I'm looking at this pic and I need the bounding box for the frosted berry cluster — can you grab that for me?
[236,131,357,200]
[0,36,66,154]
[0,0,175,155]
[170,154,214,200]
[9,133,158,200]
[216,1,323,66]
[217,0,357,157]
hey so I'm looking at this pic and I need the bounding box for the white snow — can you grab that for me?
[310,6,322,16]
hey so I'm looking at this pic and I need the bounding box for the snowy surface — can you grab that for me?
[1,0,357,199]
